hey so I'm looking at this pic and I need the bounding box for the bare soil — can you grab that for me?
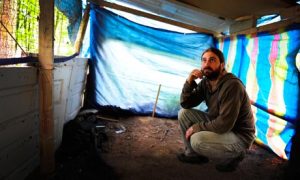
[101,115,287,180]
[26,114,287,180]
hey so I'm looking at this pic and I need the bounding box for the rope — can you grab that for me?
[0,20,28,56]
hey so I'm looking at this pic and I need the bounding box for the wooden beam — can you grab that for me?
[229,15,300,36]
[38,0,55,175]
[229,16,256,34]
[75,4,91,54]
[279,5,300,20]
[92,0,220,36]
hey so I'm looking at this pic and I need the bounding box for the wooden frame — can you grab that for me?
[92,0,220,36]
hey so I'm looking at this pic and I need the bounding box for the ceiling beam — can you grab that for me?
[229,15,300,36]
[91,0,220,36]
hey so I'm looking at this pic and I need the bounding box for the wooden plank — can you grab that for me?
[229,15,300,36]
[38,0,55,175]
[93,0,220,36]
[74,4,90,54]
[279,5,300,20]
[229,16,256,34]
[96,115,120,122]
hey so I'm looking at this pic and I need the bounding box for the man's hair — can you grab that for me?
[201,47,225,63]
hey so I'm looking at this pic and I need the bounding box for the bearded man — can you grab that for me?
[177,47,255,172]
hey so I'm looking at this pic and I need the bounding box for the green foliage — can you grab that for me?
[14,0,75,55]
[0,1,3,15]
[54,7,74,56]
[16,0,39,53]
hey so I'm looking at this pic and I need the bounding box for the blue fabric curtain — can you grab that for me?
[87,4,214,117]
[55,0,82,43]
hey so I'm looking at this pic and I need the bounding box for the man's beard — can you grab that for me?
[203,66,221,80]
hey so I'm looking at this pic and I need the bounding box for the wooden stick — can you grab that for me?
[96,115,119,122]
[152,84,161,118]
[74,3,90,54]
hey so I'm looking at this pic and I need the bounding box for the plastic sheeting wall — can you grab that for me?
[0,57,88,179]
[87,5,214,117]
[217,25,300,159]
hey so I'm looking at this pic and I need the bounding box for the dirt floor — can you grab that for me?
[99,115,287,180]
[26,113,288,180]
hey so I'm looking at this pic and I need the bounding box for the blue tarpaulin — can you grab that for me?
[87,4,214,118]
[55,0,82,43]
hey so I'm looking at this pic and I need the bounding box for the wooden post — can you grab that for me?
[74,3,90,54]
[38,0,55,175]
[152,84,161,118]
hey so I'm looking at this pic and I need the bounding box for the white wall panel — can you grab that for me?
[65,58,88,122]
[53,58,88,149]
[0,58,88,179]
[0,67,39,180]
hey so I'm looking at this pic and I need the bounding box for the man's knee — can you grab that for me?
[190,132,216,156]
[178,108,191,123]
[190,132,246,159]
[190,133,206,149]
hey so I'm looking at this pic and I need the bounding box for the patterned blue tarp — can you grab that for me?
[86,4,214,118]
